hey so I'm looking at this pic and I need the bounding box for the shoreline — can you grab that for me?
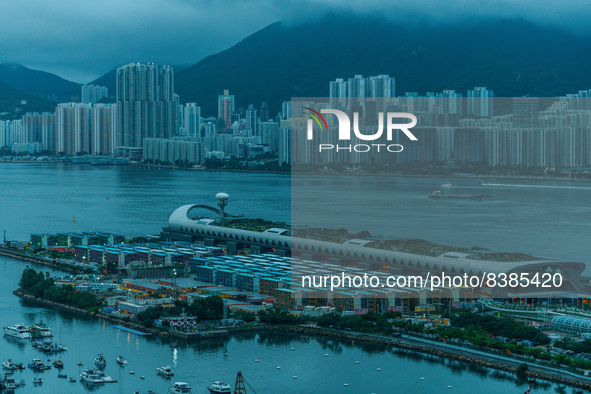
[0,247,84,274]
[12,289,591,390]
[140,162,591,183]
[5,160,591,183]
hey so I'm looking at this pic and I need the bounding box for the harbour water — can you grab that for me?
[0,162,589,392]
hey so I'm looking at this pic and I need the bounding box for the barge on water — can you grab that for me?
[429,190,489,201]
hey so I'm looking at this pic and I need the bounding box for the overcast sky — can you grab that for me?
[0,0,588,83]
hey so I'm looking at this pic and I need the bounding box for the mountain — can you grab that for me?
[89,67,117,94]
[0,63,81,102]
[175,15,591,116]
[89,64,190,98]
[0,80,56,117]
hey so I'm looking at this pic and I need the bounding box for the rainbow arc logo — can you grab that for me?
[304,107,328,131]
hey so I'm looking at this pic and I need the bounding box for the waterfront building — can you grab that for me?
[91,104,117,155]
[22,112,55,152]
[142,138,203,165]
[55,103,92,155]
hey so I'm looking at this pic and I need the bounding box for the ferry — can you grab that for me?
[157,365,175,377]
[3,324,32,339]
[208,381,231,393]
[170,381,192,393]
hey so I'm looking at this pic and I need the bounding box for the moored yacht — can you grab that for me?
[208,381,231,393]
[170,381,192,393]
[3,324,31,339]
[28,321,53,338]
[157,365,174,377]
[80,369,103,384]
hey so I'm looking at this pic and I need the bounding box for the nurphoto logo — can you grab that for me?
[305,107,418,153]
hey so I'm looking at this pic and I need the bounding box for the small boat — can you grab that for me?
[2,360,17,370]
[141,376,146,380]
[28,358,50,370]
[157,365,174,377]
[170,381,192,393]
[116,355,127,365]
[33,377,43,384]
[77,361,83,366]
[58,373,67,378]
[3,373,17,389]
[208,381,231,394]
[129,371,135,375]
[95,353,106,368]
[53,359,64,368]
[33,339,67,353]
[69,377,76,382]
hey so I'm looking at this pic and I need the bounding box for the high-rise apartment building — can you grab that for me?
[55,103,92,155]
[467,87,494,117]
[81,84,108,105]
[184,103,201,138]
[116,63,177,149]
[218,90,235,129]
[22,112,56,152]
[246,104,258,137]
[91,104,117,154]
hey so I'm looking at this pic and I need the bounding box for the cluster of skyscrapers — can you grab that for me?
[290,77,591,168]
[1,62,290,164]
[3,67,591,169]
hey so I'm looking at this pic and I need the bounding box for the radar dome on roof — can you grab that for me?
[216,192,229,201]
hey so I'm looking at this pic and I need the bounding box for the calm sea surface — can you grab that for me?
[0,162,587,393]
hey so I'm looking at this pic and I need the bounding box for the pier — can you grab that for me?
[112,325,152,336]
[169,328,229,340]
